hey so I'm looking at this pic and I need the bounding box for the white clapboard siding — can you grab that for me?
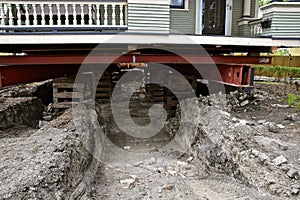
[127,0,170,34]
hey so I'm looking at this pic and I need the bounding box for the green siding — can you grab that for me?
[170,0,196,34]
[232,0,258,36]
[250,0,257,18]
[232,0,243,36]
[128,3,170,33]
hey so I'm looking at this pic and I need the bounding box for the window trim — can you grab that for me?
[170,0,189,11]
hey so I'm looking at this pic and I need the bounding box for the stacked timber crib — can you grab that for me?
[53,76,85,114]
[52,72,114,114]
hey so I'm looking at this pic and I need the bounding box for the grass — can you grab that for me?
[287,94,297,107]
[257,81,284,85]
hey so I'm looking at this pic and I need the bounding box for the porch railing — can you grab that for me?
[249,19,262,37]
[0,1,127,32]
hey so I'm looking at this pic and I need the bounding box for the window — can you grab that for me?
[170,0,185,9]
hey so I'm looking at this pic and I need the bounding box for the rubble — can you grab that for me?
[272,155,288,166]
[286,169,299,179]
[120,178,136,189]
[285,113,299,122]
[268,122,280,133]
[162,184,174,190]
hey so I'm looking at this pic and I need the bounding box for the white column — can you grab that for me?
[8,3,13,26]
[96,4,100,25]
[73,4,77,25]
[16,4,21,26]
[104,4,108,25]
[225,0,232,36]
[65,4,69,25]
[57,4,61,25]
[195,0,201,34]
[88,4,92,25]
[49,4,53,25]
[80,4,84,25]
[244,0,251,17]
[24,4,29,25]
[120,4,124,26]
[41,4,45,25]
[0,4,4,25]
[33,4,38,25]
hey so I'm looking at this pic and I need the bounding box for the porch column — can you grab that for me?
[244,0,251,17]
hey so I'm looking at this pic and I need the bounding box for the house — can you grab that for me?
[0,0,260,37]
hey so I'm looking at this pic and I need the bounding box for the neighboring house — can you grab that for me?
[0,0,260,37]
[250,1,300,38]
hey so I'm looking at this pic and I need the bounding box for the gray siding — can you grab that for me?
[170,0,196,34]
[262,11,300,38]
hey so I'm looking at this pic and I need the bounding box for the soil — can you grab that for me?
[0,81,299,200]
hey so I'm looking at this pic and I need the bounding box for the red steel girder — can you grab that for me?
[0,53,258,88]
[0,54,271,66]
[0,65,79,88]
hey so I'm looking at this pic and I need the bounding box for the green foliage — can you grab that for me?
[296,101,300,111]
[273,49,290,56]
[259,0,270,7]
[254,66,300,79]
[287,94,297,107]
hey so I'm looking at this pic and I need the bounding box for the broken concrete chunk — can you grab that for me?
[120,178,136,189]
[258,120,267,124]
[272,155,287,166]
[123,146,131,151]
[161,184,174,191]
[276,124,285,129]
[240,100,249,107]
[286,168,299,179]
[268,122,279,133]
[285,113,298,122]
[186,156,194,163]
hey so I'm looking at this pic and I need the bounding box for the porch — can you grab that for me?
[0,0,128,32]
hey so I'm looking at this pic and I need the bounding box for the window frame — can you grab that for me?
[170,0,189,10]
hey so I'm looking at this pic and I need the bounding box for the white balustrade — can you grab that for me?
[249,19,262,37]
[0,1,127,31]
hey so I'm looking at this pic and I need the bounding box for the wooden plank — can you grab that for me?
[97,82,111,86]
[53,76,76,83]
[96,88,111,92]
[53,83,84,89]
[53,102,78,109]
[53,91,84,99]
[95,93,110,98]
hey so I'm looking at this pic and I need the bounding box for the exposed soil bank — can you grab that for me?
[0,108,101,200]
[0,97,43,130]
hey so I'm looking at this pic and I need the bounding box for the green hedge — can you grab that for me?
[254,66,300,79]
